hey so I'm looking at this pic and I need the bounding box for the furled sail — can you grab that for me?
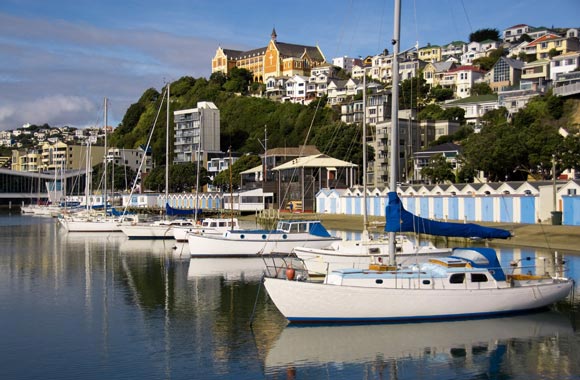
[385,192,512,239]
[166,203,202,216]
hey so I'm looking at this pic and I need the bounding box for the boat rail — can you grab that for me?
[262,256,311,281]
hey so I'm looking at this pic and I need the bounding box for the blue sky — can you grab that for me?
[1,0,579,131]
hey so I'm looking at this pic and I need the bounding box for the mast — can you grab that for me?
[165,83,170,217]
[388,0,401,265]
[194,112,201,223]
[103,97,108,215]
[229,146,234,230]
[362,73,369,240]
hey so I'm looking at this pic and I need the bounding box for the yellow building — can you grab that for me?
[211,29,326,82]
[529,33,580,60]
[12,142,106,172]
[418,43,442,63]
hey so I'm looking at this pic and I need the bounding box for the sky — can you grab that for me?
[1,0,579,131]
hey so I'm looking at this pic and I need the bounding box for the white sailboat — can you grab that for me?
[187,219,340,257]
[58,98,122,232]
[119,83,192,239]
[172,217,240,242]
[262,0,573,323]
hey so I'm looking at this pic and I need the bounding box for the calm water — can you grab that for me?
[1,214,579,380]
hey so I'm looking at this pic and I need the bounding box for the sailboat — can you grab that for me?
[119,83,193,240]
[262,0,573,323]
[58,98,122,232]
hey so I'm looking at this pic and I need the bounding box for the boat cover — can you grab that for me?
[384,192,512,239]
[309,222,332,237]
[166,203,202,216]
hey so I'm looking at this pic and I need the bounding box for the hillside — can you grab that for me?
[108,76,368,169]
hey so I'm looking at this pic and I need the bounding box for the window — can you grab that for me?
[471,273,488,282]
[449,273,465,284]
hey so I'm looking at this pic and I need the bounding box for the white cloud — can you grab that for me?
[0,95,96,129]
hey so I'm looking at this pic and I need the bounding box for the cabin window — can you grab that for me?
[471,273,488,283]
[375,279,383,284]
[449,273,465,284]
[422,280,431,285]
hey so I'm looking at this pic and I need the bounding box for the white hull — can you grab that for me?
[173,218,239,242]
[58,217,122,232]
[294,237,451,276]
[188,232,338,257]
[120,224,176,239]
[173,226,202,242]
[264,277,573,322]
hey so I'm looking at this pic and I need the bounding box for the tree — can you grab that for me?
[442,107,465,123]
[91,163,137,192]
[429,86,454,102]
[399,76,429,109]
[469,28,500,42]
[548,48,560,59]
[471,82,493,96]
[420,154,455,184]
[418,104,445,120]
[223,67,253,94]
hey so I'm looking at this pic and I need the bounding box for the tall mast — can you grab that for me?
[229,146,234,229]
[194,112,201,223]
[388,0,401,265]
[165,83,170,216]
[104,97,108,214]
[362,73,369,240]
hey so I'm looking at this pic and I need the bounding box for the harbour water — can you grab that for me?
[1,213,579,380]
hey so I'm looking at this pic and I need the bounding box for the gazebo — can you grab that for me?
[271,154,358,212]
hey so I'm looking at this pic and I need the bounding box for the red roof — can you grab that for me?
[448,65,486,74]
[528,33,562,46]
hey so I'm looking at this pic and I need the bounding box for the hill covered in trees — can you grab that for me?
[109,71,580,189]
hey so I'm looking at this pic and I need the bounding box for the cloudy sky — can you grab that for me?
[1,0,578,131]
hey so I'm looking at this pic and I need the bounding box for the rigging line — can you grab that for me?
[459,0,473,34]
[121,86,168,218]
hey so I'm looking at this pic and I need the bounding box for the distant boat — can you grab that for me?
[187,219,340,257]
[118,83,186,240]
[172,217,240,242]
[58,98,123,233]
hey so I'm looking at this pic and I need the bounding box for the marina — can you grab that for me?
[0,212,578,379]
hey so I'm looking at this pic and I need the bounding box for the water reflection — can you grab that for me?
[264,311,576,379]
[0,215,579,380]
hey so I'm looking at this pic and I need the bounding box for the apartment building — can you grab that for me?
[173,102,221,165]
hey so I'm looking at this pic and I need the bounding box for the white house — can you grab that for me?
[503,24,531,43]
[550,51,580,82]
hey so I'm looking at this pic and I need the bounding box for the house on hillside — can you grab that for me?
[489,57,525,92]
[412,143,461,184]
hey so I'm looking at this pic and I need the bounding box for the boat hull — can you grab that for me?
[120,225,176,239]
[188,233,339,257]
[263,277,573,323]
[59,218,121,232]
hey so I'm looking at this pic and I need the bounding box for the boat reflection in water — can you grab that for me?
[187,256,301,282]
[119,238,188,259]
[264,311,574,378]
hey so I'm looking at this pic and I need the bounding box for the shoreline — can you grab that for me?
[244,212,580,254]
